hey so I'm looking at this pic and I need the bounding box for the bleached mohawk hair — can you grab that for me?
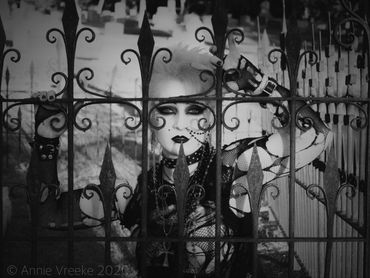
[150,44,216,97]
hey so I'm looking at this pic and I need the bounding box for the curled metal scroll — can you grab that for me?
[2,102,32,131]
[157,184,176,201]
[225,29,245,45]
[299,50,318,67]
[222,101,244,131]
[333,0,368,49]
[121,49,141,66]
[338,183,356,200]
[2,48,21,66]
[295,102,316,132]
[148,104,166,130]
[113,182,133,201]
[46,28,66,45]
[76,27,95,44]
[268,49,285,65]
[149,47,172,80]
[195,27,215,44]
[222,100,290,131]
[187,183,205,203]
[306,183,327,201]
[49,105,68,132]
[73,100,142,131]
[81,183,105,222]
[51,72,68,97]
[262,183,280,200]
[347,103,368,131]
[76,68,107,98]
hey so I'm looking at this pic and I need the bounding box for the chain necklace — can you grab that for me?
[151,143,216,268]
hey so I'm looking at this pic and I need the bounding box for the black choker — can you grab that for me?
[162,146,204,168]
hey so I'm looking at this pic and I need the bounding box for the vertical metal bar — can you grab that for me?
[211,1,227,276]
[365,37,370,278]
[0,15,5,275]
[285,20,300,278]
[62,0,80,265]
[137,13,154,278]
[5,68,9,168]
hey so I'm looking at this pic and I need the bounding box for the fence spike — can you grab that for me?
[286,18,302,89]
[99,142,117,202]
[174,143,190,236]
[246,144,264,234]
[138,12,154,83]
[62,0,79,47]
[211,0,227,58]
[323,146,340,277]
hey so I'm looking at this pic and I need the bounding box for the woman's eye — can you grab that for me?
[186,105,206,115]
[157,106,176,115]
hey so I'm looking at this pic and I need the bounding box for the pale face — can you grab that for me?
[151,79,211,158]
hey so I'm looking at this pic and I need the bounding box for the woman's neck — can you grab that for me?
[162,162,199,184]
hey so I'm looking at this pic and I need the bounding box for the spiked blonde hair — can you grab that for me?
[149,44,216,98]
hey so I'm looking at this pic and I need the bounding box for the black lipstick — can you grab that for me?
[172,136,189,143]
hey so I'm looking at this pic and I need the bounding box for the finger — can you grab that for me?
[227,34,240,57]
[226,81,239,91]
[209,45,217,55]
[209,55,223,67]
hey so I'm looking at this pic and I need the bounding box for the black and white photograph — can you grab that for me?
[1,0,369,277]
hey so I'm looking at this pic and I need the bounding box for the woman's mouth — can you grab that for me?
[172,136,189,144]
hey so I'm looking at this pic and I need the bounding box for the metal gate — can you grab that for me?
[1,0,369,277]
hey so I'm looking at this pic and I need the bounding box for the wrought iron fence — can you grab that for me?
[1,0,369,277]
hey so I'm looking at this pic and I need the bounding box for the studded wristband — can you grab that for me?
[34,135,60,161]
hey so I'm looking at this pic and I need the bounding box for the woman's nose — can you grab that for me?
[173,112,187,130]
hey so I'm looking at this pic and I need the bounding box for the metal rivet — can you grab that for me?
[48,155,53,159]
[41,154,47,159]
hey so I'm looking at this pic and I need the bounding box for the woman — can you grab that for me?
[28,44,331,277]
[116,45,332,277]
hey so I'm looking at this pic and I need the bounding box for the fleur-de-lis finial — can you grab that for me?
[62,0,79,48]
[247,145,264,214]
[138,12,154,83]
[99,143,117,202]
[285,18,302,91]
[211,0,228,57]
[174,143,190,236]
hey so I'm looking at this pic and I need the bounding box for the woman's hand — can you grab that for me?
[210,36,265,94]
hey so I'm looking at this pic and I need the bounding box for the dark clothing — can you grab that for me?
[122,144,253,278]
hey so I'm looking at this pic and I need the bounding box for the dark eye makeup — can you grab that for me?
[156,103,206,115]
[156,105,177,115]
[186,104,206,115]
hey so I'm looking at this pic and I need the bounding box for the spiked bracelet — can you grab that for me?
[34,135,60,161]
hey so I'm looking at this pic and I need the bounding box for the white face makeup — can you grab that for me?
[151,79,211,158]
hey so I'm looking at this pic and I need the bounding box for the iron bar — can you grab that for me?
[211,0,227,276]
[3,235,367,243]
[61,0,79,266]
